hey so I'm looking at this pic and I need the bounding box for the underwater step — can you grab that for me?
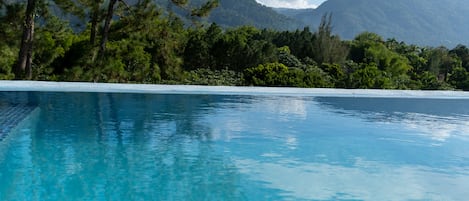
[0,104,37,141]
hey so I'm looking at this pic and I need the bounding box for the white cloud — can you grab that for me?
[256,0,326,9]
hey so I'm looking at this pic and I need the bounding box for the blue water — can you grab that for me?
[1,92,469,201]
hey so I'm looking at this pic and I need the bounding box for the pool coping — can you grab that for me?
[2,80,469,99]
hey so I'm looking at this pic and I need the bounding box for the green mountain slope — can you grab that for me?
[29,0,301,31]
[207,0,301,30]
[155,0,302,30]
[275,0,469,47]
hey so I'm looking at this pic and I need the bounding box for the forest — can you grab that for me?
[2,0,469,90]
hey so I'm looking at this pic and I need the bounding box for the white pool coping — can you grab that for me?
[2,81,469,99]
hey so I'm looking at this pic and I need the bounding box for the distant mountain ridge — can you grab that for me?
[274,0,469,47]
[15,0,302,31]
[206,0,301,30]
[155,0,302,30]
[12,0,469,47]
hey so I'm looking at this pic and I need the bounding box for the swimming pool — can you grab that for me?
[1,84,469,200]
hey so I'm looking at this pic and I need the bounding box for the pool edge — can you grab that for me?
[1,80,469,99]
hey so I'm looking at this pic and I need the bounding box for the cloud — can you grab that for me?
[256,0,325,9]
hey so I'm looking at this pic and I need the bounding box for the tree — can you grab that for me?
[15,0,37,79]
[310,13,349,65]
[12,0,93,79]
[349,32,412,88]
[212,26,276,72]
[98,0,118,57]
[99,0,219,58]
[449,67,469,90]
[244,62,290,86]
[426,47,460,82]
[320,63,346,87]
[349,32,385,62]
[450,45,469,71]
[88,0,103,45]
[190,0,219,18]
[33,15,74,80]
[348,63,392,89]
[61,0,104,45]
[183,28,212,70]
[0,2,23,79]
[277,46,303,68]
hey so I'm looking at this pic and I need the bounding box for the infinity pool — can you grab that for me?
[1,91,469,200]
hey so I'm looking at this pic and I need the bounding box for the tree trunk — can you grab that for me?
[16,0,36,79]
[99,0,117,58]
[90,2,100,45]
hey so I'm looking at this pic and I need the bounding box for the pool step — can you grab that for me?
[0,104,37,141]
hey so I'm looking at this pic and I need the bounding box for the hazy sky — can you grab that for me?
[256,0,327,9]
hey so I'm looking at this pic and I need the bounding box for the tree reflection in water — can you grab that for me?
[1,92,249,200]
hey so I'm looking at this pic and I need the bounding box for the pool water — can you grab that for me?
[1,92,469,200]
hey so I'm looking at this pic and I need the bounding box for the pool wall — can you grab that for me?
[1,81,469,99]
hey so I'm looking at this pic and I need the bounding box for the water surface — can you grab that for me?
[1,92,469,200]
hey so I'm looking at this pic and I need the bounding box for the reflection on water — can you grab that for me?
[316,97,469,142]
[1,92,469,200]
[235,158,469,200]
[315,97,469,116]
[1,93,248,200]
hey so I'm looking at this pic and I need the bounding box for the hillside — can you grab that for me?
[275,0,469,47]
[46,0,301,31]
[208,0,302,30]
[155,0,302,30]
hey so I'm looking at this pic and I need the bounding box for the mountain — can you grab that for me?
[275,0,469,47]
[206,0,302,30]
[47,0,302,31]
[155,0,303,30]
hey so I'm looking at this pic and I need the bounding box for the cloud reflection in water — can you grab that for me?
[235,158,469,200]
[207,96,469,200]
[315,97,469,142]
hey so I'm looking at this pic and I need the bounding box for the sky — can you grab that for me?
[255,0,328,9]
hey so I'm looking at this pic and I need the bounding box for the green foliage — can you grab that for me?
[0,3,23,47]
[58,1,184,83]
[171,0,189,6]
[349,63,390,89]
[348,32,415,89]
[184,68,242,86]
[33,16,74,80]
[191,0,219,17]
[450,45,469,71]
[183,24,222,70]
[302,65,333,88]
[320,63,346,87]
[310,14,349,65]
[277,46,303,68]
[0,44,16,79]
[2,0,469,91]
[203,0,302,30]
[270,16,348,68]
[212,26,276,72]
[244,62,332,88]
[449,67,469,90]
[424,47,461,82]
[271,27,314,59]
[97,39,152,82]
[244,62,290,86]
[0,3,21,80]
[57,35,96,80]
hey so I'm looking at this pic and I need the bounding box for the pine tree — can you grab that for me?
[16,0,37,79]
